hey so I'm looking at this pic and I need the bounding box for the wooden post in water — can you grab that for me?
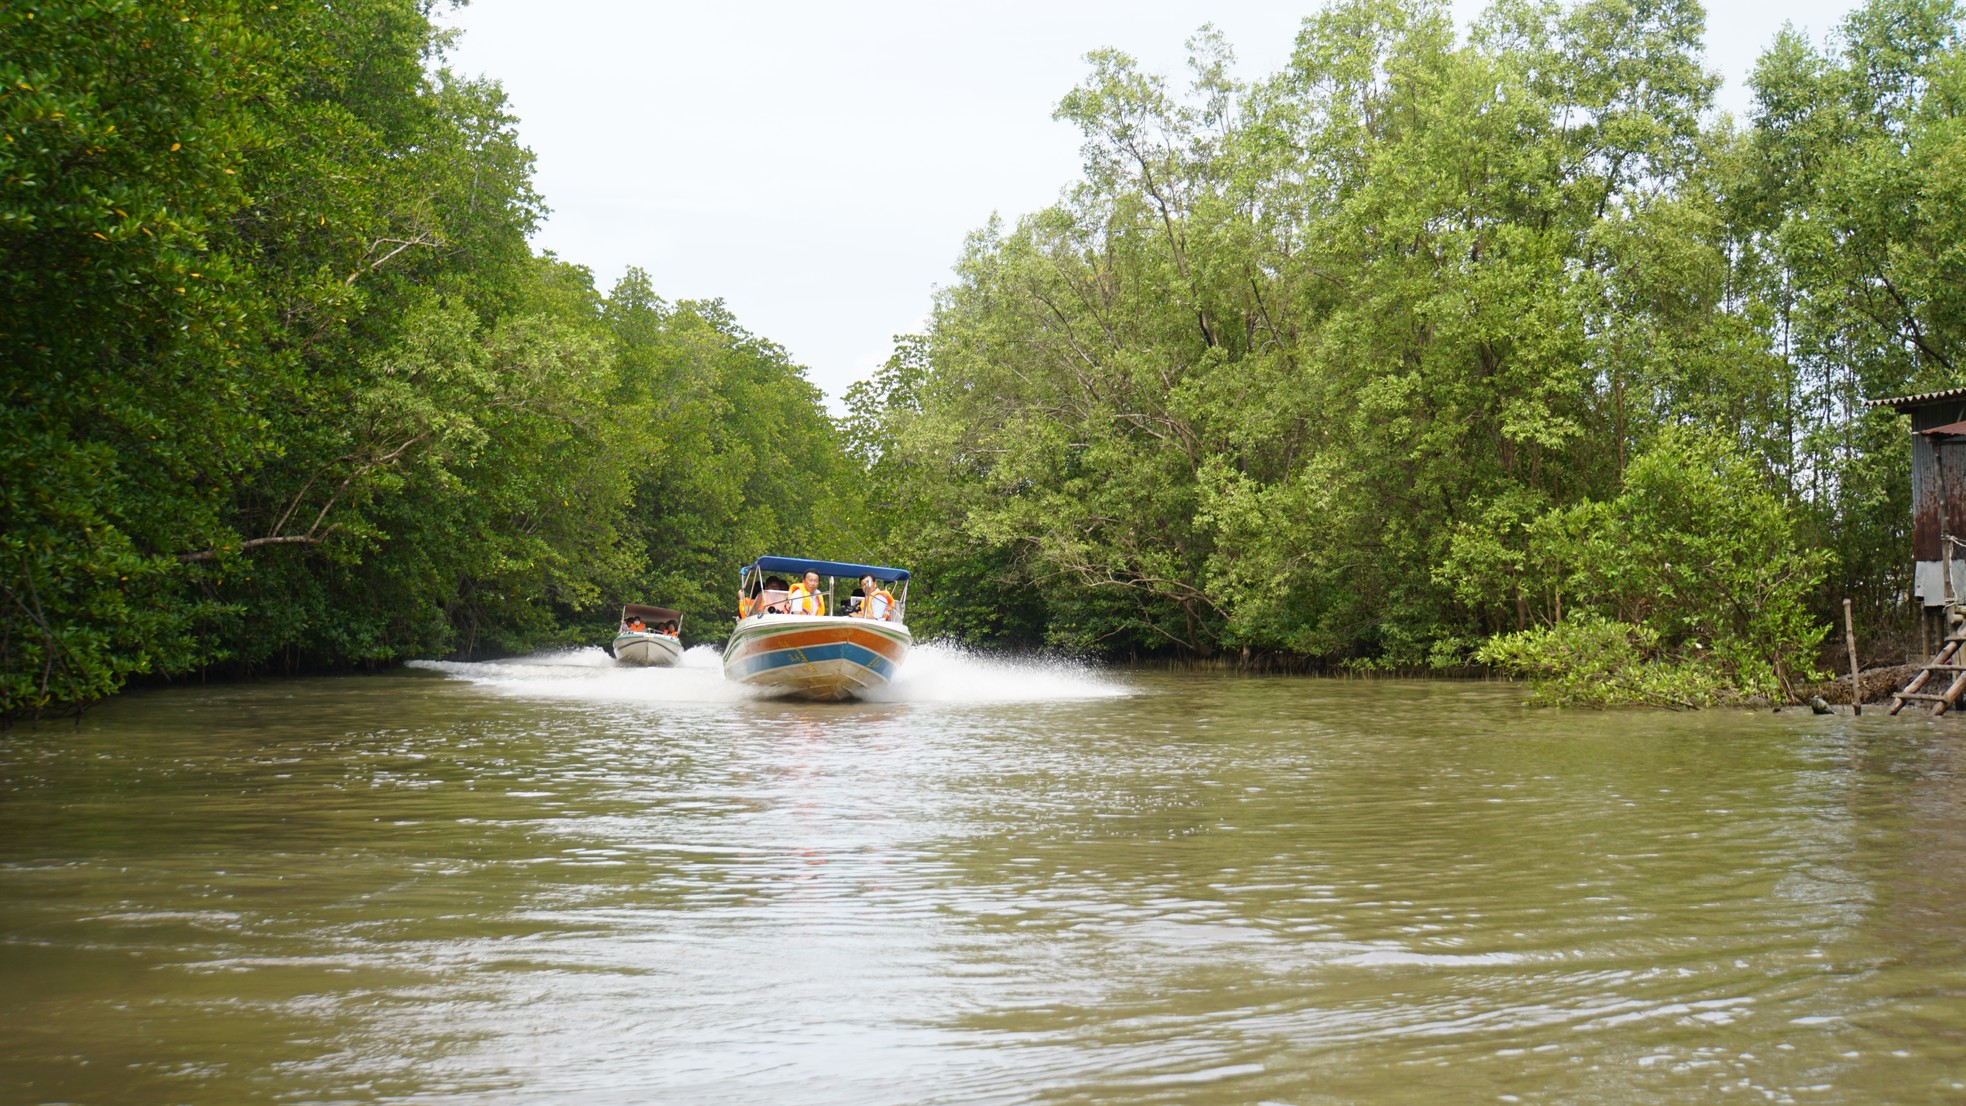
[1844,598,1862,716]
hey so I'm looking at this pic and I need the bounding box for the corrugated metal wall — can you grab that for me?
[1906,398,1966,607]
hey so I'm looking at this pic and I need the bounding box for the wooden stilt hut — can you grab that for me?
[1870,387,1966,714]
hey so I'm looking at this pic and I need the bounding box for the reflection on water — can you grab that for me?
[3,653,1965,1105]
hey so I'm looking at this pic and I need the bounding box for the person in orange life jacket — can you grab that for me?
[757,576,790,615]
[739,576,763,617]
[787,570,826,615]
[625,617,645,633]
[853,574,895,620]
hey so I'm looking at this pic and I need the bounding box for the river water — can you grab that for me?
[3,645,1964,1105]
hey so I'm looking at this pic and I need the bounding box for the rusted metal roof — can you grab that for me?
[1868,386,1966,410]
[1920,420,1966,436]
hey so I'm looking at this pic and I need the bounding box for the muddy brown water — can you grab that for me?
[3,645,1964,1104]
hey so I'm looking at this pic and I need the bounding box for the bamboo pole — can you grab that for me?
[1844,598,1862,716]
[1888,634,1964,714]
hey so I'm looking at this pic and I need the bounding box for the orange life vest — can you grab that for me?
[787,584,825,616]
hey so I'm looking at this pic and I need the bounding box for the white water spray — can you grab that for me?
[859,642,1127,703]
[409,641,1127,706]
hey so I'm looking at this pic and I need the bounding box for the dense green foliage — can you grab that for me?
[1464,427,1830,704]
[850,0,1966,701]
[10,0,1966,714]
[603,272,858,636]
[1,0,850,716]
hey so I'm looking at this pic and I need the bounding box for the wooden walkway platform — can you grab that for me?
[1888,632,1966,716]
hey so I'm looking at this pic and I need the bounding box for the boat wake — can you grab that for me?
[408,642,1128,707]
[410,645,740,705]
[861,643,1128,703]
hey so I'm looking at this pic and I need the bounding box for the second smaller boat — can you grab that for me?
[609,604,684,666]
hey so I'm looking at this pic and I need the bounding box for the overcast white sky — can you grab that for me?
[439,0,1862,407]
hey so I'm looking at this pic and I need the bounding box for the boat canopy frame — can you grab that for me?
[738,556,910,622]
[744,556,909,582]
[620,603,681,625]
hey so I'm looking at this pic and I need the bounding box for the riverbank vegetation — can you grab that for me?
[5,0,1963,717]
[848,0,1966,706]
[1,0,849,717]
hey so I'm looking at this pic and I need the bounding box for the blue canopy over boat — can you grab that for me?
[743,555,911,583]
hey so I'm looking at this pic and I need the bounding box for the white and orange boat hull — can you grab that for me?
[612,632,683,666]
[722,615,911,701]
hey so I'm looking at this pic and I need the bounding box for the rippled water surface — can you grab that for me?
[4,646,1965,1105]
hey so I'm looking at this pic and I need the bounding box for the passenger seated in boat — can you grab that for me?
[739,577,762,617]
[662,621,680,638]
[625,617,646,633]
[787,570,826,615]
[758,576,790,615]
[853,574,895,620]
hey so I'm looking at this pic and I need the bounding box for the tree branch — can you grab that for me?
[176,531,339,563]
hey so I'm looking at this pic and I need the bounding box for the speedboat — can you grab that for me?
[722,556,911,700]
[609,604,684,666]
